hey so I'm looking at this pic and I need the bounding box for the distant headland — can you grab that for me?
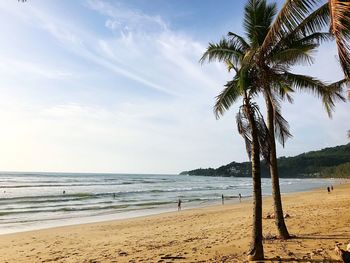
[180,143,350,178]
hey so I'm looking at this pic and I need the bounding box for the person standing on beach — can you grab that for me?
[327,186,330,193]
[238,193,242,202]
[177,199,182,211]
[222,194,224,205]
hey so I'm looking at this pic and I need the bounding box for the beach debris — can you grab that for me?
[266,213,275,219]
[265,212,290,219]
[263,233,278,241]
[335,244,350,263]
[118,251,128,256]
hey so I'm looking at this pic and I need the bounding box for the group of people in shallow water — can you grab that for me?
[177,193,242,211]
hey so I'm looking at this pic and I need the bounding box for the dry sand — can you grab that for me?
[0,182,349,263]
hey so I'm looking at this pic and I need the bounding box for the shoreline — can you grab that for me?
[0,195,245,236]
[0,182,349,262]
[0,178,345,236]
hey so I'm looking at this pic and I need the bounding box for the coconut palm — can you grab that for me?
[217,66,270,261]
[201,0,347,240]
[257,0,349,237]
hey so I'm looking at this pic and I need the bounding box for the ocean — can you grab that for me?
[0,172,339,234]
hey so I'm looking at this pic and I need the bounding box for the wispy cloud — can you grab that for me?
[86,0,168,32]
[1,0,227,97]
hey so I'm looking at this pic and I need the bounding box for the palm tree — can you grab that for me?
[201,0,347,240]
[237,95,266,261]
[258,0,349,237]
[216,67,270,261]
[201,2,273,258]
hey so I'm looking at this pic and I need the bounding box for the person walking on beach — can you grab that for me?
[331,185,334,191]
[238,193,242,202]
[327,186,330,193]
[221,194,224,205]
[177,199,182,211]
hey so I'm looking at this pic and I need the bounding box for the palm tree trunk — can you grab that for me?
[245,102,264,261]
[265,95,290,239]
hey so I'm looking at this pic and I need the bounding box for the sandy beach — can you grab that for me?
[0,182,349,263]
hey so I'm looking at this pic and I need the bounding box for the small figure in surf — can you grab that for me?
[63,190,66,194]
[177,199,182,211]
[238,193,242,202]
[221,194,224,205]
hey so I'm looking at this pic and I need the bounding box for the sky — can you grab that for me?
[0,0,348,174]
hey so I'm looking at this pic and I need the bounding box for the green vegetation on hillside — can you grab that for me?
[180,144,350,178]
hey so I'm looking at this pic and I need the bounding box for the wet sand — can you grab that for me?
[0,182,349,262]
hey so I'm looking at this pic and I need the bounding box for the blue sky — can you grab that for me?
[0,0,348,174]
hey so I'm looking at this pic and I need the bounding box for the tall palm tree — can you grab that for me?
[257,0,349,237]
[216,67,270,261]
[201,0,347,240]
[201,2,273,258]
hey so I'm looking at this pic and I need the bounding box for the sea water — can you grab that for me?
[0,172,339,234]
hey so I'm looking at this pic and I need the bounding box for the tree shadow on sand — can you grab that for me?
[295,234,350,241]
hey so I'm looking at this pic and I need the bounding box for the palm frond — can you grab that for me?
[214,78,243,119]
[268,32,332,68]
[199,38,244,67]
[269,45,317,67]
[321,78,348,116]
[280,72,327,96]
[281,72,347,117]
[274,109,292,147]
[227,32,250,51]
[243,0,277,47]
[274,83,295,103]
[251,103,271,160]
[298,32,333,45]
[269,3,330,57]
[329,0,350,78]
[265,91,292,147]
[260,0,322,57]
[237,102,271,161]
[291,3,330,36]
[237,106,253,158]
